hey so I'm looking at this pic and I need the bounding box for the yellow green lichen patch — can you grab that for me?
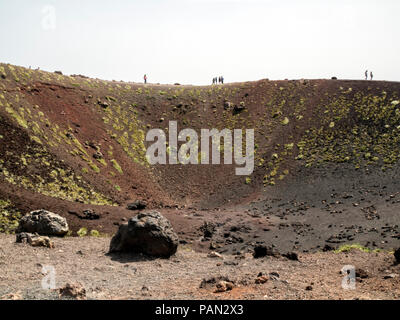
[296,92,400,169]
[0,141,114,205]
[0,199,22,233]
[88,162,101,173]
[111,159,123,174]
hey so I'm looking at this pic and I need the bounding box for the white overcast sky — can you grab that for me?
[0,0,399,85]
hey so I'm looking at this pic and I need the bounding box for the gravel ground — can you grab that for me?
[0,234,399,300]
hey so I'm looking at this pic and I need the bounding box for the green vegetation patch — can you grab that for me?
[334,243,371,253]
[0,199,22,233]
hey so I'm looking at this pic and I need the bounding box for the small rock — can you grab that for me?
[255,276,269,284]
[269,272,280,281]
[253,245,280,258]
[16,232,54,248]
[208,251,223,259]
[305,285,313,291]
[126,200,147,211]
[82,209,100,220]
[98,101,109,108]
[283,252,299,261]
[200,221,216,239]
[29,235,54,248]
[394,248,400,264]
[233,104,246,115]
[223,261,238,266]
[356,268,369,279]
[323,244,335,252]
[200,276,233,289]
[93,151,103,160]
[1,292,22,300]
[223,101,232,110]
[383,274,397,280]
[215,281,234,293]
[59,283,86,300]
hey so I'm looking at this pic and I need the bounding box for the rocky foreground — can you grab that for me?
[0,234,399,300]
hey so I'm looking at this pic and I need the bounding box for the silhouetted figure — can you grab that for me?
[221,76,224,84]
[365,70,368,80]
[144,74,147,84]
[370,71,373,80]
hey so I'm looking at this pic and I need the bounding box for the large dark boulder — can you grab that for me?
[17,210,69,236]
[109,211,178,258]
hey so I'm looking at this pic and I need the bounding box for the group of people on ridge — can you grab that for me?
[212,76,224,84]
[365,70,373,80]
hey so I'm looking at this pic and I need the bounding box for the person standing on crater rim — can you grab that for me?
[365,70,368,80]
[144,74,147,84]
[370,71,373,81]
[221,76,224,84]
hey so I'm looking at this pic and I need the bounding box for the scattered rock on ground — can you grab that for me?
[59,283,86,300]
[98,101,109,108]
[17,210,68,236]
[1,292,22,300]
[233,104,246,115]
[323,244,335,252]
[109,211,178,258]
[269,272,280,281]
[283,252,299,261]
[208,251,223,259]
[394,248,400,264]
[223,101,232,110]
[200,221,216,239]
[356,268,369,279]
[255,275,269,284]
[82,209,100,220]
[16,232,54,248]
[215,281,234,293]
[200,276,234,289]
[126,200,147,211]
[253,245,280,258]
